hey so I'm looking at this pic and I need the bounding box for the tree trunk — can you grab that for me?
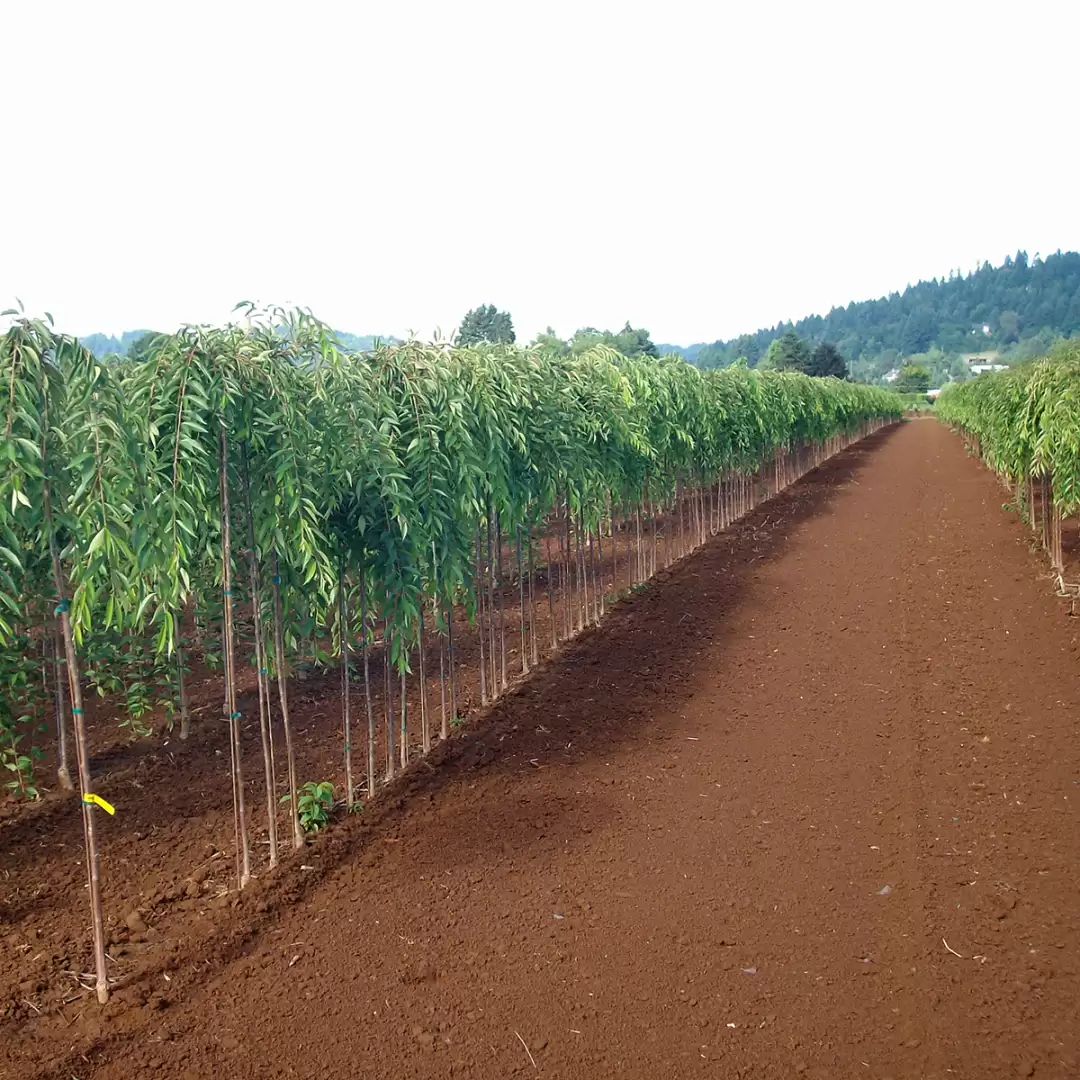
[487,511,497,693]
[52,619,73,790]
[219,426,252,886]
[384,630,396,780]
[630,503,639,583]
[175,639,191,741]
[271,552,303,850]
[545,532,557,648]
[1050,497,1064,572]
[476,525,487,706]
[577,512,588,628]
[248,538,278,870]
[439,619,448,741]
[447,605,458,730]
[399,662,408,770]
[419,612,430,754]
[650,496,658,576]
[338,553,353,808]
[596,524,604,618]
[44,490,108,1002]
[612,511,620,597]
[589,526,599,622]
[517,527,528,674]
[361,569,376,801]
[564,497,573,639]
[528,530,538,666]
[496,513,507,691]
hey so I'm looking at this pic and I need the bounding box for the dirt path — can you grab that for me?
[14,420,1080,1079]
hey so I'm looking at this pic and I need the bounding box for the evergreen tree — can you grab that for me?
[805,342,848,379]
[760,328,811,372]
[458,304,516,345]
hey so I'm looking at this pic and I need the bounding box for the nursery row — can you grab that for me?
[0,307,902,1001]
[936,341,1080,583]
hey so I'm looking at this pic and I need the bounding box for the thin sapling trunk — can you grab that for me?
[271,552,303,850]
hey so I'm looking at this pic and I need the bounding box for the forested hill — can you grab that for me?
[81,330,156,358]
[667,250,1080,381]
[81,328,397,358]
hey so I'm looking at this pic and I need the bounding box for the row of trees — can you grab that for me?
[936,339,1080,580]
[0,306,902,1002]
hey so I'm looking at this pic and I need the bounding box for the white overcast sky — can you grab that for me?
[3,0,1078,345]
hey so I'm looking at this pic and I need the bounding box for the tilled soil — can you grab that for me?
[0,473,774,1042]
[6,418,1080,1079]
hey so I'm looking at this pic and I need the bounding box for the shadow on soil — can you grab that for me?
[361,424,902,877]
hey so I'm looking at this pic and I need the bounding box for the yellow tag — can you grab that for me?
[82,793,116,815]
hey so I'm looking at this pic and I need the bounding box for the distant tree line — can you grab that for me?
[756,331,849,378]
[666,250,1080,383]
[82,328,399,360]
[457,306,662,359]
[532,321,660,359]
[89,247,1080,391]
[81,329,157,359]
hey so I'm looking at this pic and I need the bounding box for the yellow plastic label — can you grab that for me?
[82,793,116,815]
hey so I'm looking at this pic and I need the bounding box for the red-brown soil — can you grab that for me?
[4,418,1079,1079]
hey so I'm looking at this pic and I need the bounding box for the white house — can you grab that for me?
[966,355,1009,375]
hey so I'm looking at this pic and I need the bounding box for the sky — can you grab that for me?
[3,0,1078,346]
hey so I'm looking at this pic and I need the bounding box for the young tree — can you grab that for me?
[0,314,140,1004]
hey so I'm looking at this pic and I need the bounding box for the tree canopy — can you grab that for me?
[753,331,849,379]
[894,363,931,394]
[81,327,398,358]
[457,304,515,345]
[936,339,1080,517]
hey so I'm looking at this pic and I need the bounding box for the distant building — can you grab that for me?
[966,356,1009,375]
